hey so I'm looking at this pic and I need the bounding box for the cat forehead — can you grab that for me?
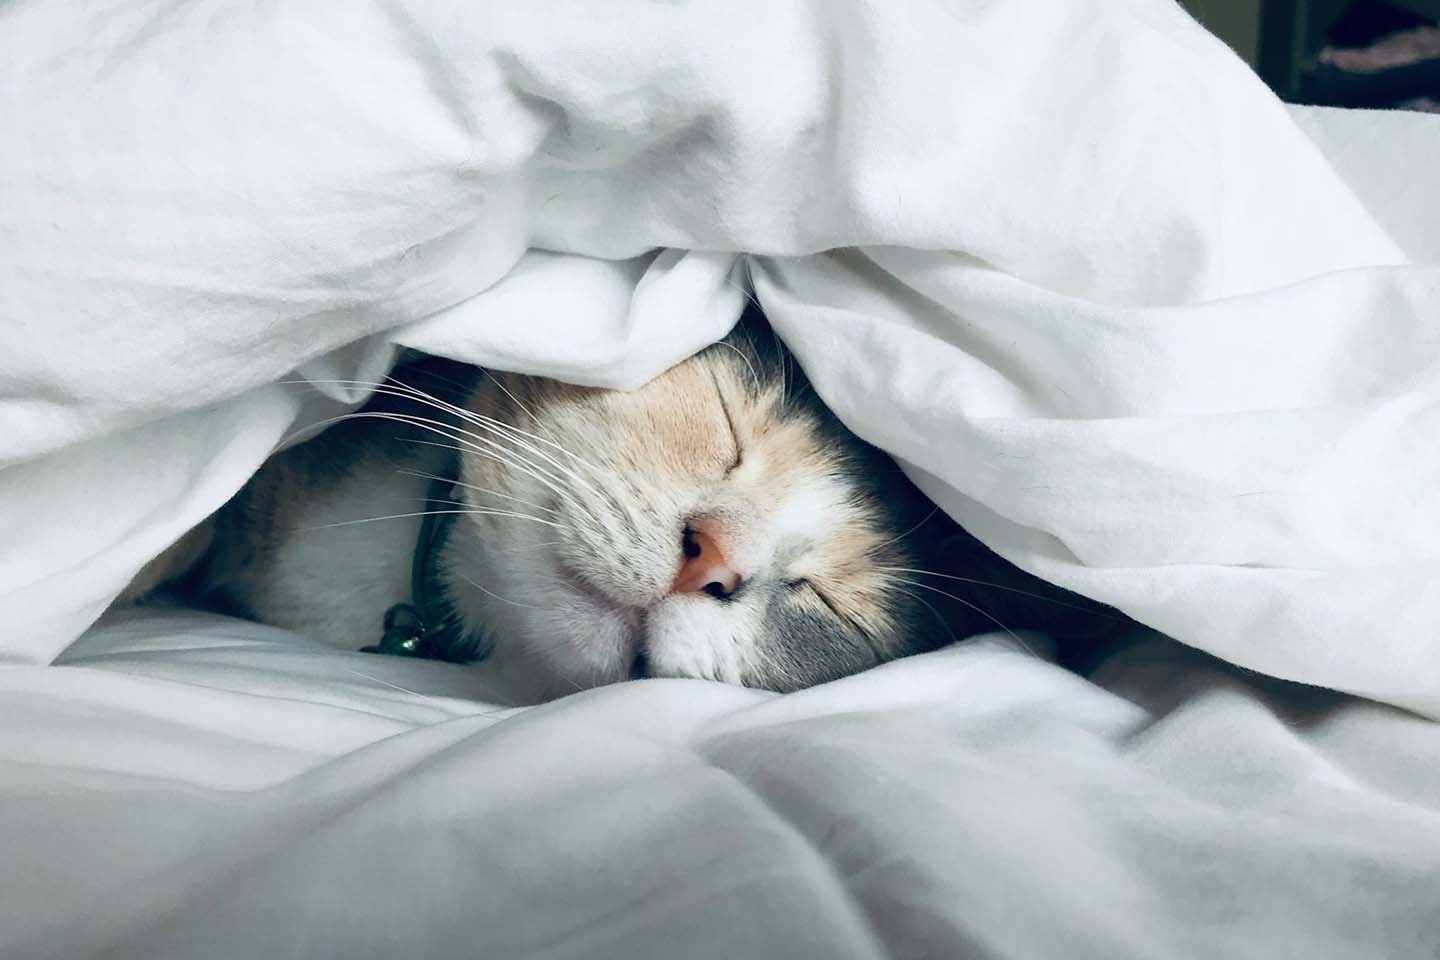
[472,347,887,546]
[769,474,851,542]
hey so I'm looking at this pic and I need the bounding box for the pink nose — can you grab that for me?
[671,523,743,599]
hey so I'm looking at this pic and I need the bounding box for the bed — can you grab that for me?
[3,2,1440,957]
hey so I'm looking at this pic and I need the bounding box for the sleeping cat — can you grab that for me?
[126,309,1113,701]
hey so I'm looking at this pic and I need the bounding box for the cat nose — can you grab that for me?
[672,523,743,600]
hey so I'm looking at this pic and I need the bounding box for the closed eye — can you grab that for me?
[787,577,841,618]
[711,370,744,473]
[788,576,873,646]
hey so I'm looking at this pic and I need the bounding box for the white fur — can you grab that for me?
[243,350,899,700]
[770,477,851,544]
[443,447,857,698]
[645,594,762,685]
[250,469,426,651]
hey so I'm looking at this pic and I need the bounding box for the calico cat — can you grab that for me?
[125,309,1114,701]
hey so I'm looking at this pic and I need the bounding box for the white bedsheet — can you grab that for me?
[3,610,1438,960]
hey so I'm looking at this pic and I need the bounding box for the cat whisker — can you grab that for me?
[725,266,765,314]
[461,409,617,501]
[342,665,436,700]
[710,340,763,396]
[290,377,613,491]
[282,377,629,539]
[876,566,1121,620]
[395,467,559,517]
[284,378,627,531]
[401,434,569,499]
[872,506,940,553]
[444,420,614,518]
[480,371,545,428]
[341,665,516,720]
[485,539,567,556]
[491,630,592,694]
[462,388,640,537]
[721,276,799,407]
[430,417,591,499]
[284,409,487,464]
[297,509,564,533]
[892,587,959,649]
[425,496,554,516]
[474,372,614,482]
[404,437,614,538]
[370,376,619,493]
[878,574,1043,659]
[449,426,632,544]
[456,572,545,610]
[375,416,603,526]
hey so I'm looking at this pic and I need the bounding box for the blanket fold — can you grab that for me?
[2,0,1439,709]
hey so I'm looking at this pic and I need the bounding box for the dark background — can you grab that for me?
[1182,0,1440,102]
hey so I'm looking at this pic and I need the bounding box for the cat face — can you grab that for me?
[439,315,944,699]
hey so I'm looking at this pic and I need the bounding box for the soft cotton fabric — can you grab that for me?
[2,4,1439,699]
[3,610,1438,960]
[5,3,1440,956]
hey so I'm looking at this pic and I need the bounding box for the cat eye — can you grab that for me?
[713,373,743,474]
[787,576,868,641]
[786,577,842,618]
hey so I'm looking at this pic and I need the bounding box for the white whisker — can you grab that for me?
[877,566,1119,619]
[872,506,939,553]
[396,467,559,517]
[710,340,763,395]
[297,509,564,533]
[893,587,959,648]
[457,571,545,610]
[283,377,629,536]
[879,574,1042,659]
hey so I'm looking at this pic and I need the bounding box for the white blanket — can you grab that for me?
[3,0,1439,712]
[4,611,1439,959]
[5,3,1440,955]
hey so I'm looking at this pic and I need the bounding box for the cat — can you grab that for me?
[125,308,1116,702]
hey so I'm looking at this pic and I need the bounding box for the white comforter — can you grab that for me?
[3,1,1440,956]
[3,0,1439,710]
[4,611,1439,960]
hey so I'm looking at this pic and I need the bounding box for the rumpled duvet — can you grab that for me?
[4,613,1439,959]
[4,0,1439,710]
[3,1,1440,956]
